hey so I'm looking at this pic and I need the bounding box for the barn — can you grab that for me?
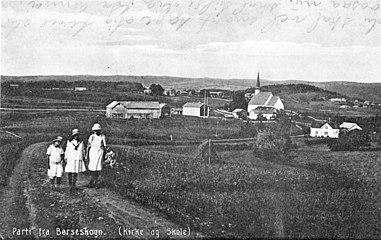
[183,102,209,117]
[106,101,163,119]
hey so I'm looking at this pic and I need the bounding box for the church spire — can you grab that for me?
[254,72,260,95]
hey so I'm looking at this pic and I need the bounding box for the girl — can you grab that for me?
[65,129,86,192]
[86,123,107,188]
[47,136,64,188]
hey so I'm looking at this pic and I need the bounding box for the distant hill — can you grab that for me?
[2,75,380,102]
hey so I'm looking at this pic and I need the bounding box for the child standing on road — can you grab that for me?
[65,129,86,193]
[86,123,106,188]
[47,136,64,188]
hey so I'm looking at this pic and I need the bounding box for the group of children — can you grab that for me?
[46,123,112,192]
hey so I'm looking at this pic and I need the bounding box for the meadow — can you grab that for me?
[103,145,381,238]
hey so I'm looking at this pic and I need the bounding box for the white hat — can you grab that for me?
[72,129,80,135]
[92,123,102,131]
[53,136,63,142]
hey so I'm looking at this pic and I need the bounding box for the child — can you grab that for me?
[65,129,86,192]
[47,136,64,188]
[86,123,107,188]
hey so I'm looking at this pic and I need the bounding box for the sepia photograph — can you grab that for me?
[1,0,381,239]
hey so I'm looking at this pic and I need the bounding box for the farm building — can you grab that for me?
[330,98,347,102]
[74,87,87,91]
[183,102,209,117]
[106,101,165,119]
[340,122,362,131]
[171,108,183,115]
[310,122,340,138]
[163,89,176,96]
[247,73,284,120]
[210,91,224,98]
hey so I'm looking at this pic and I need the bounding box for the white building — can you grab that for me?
[106,101,162,119]
[310,122,340,138]
[247,73,284,120]
[340,122,362,131]
[74,87,87,91]
[183,102,209,117]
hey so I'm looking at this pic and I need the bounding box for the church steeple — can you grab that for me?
[254,72,260,95]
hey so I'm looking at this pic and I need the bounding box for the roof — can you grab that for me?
[252,107,277,114]
[248,92,272,106]
[108,101,160,109]
[267,95,280,106]
[183,102,205,108]
[232,108,244,113]
[106,101,120,108]
[311,121,340,129]
[340,122,362,130]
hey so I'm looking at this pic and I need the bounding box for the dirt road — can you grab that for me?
[0,143,203,239]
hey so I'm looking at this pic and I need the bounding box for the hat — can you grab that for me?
[53,136,63,142]
[72,129,80,135]
[92,123,102,131]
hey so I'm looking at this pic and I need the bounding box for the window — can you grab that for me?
[324,132,328,135]
[315,131,318,135]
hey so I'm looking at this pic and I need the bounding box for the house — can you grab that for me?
[74,87,87,91]
[340,122,362,131]
[171,108,183,115]
[160,103,171,117]
[339,105,350,109]
[232,109,247,119]
[247,73,284,120]
[183,102,209,117]
[330,98,347,102]
[106,101,162,119]
[310,122,340,138]
[250,107,277,120]
[163,89,176,97]
[210,91,224,98]
[143,89,152,95]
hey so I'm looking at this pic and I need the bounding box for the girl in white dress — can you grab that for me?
[65,129,86,192]
[47,136,64,187]
[86,123,107,188]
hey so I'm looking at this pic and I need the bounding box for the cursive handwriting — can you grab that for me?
[2,0,380,38]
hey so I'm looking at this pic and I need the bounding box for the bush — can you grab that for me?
[252,130,292,161]
[328,130,370,151]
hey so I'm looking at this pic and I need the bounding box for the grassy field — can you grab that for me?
[102,144,381,238]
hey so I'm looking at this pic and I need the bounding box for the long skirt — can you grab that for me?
[88,147,103,171]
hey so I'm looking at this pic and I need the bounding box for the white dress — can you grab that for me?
[88,134,106,171]
[47,145,64,178]
[65,140,86,173]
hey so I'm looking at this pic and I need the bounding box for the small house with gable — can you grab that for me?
[310,122,340,138]
[183,102,209,117]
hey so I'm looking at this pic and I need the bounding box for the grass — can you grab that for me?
[102,145,381,238]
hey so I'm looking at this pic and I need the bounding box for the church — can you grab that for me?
[247,73,284,120]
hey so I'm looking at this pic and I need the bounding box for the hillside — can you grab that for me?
[2,75,380,102]
[313,82,381,103]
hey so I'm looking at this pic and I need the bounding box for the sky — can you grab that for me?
[1,0,381,82]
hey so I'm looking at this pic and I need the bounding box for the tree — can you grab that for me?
[229,92,248,111]
[149,84,164,96]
